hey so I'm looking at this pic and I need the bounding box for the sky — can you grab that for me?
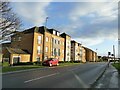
[9,0,119,57]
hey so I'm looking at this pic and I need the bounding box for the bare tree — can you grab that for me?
[0,2,22,43]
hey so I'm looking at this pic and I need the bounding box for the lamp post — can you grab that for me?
[113,45,115,63]
[108,52,111,62]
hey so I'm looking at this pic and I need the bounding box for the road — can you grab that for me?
[2,62,108,88]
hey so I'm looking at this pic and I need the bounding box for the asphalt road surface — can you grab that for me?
[2,62,108,88]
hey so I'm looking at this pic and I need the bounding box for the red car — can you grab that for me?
[42,58,59,67]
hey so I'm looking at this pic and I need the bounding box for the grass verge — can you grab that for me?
[2,62,83,73]
[112,62,120,74]
[59,62,81,66]
[2,65,44,73]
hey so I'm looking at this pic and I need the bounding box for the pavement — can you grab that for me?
[93,62,120,89]
[2,62,108,88]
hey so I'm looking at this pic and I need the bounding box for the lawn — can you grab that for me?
[112,62,120,73]
[2,62,82,73]
[59,62,81,66]
[2,65,44,73]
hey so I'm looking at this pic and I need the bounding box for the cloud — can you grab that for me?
[69,2,118,21]
[9,0,119,2]
[12,1,52,26]
[73,37,104,46]
[60,2,118,46]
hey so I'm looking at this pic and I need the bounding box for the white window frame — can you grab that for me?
[53,31,56,35]
[46,37,49,42]
[37,46,41,54]
[46,47,48,52]
[57,32,60,36]
[38,36,42,44]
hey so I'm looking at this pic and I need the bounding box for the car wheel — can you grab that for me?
[49,63,52,67]
[57,63,59,66]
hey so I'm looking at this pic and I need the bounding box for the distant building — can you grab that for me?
[92,51,97,62]
[81,46,86,63]
[84,47,93,62]
[77,43,82,61]
[60,33,71,62]
[71,40,82,62]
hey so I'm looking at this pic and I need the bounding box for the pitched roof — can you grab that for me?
[6,47,29,54]
[60,33,71,37]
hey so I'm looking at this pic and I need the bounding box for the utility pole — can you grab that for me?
[113,45,115,63]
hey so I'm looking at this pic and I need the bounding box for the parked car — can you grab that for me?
[42,58,59,67]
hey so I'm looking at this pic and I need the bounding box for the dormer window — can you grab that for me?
[18,37,21,41]
[53,30,56,35]
[57,32,60,36]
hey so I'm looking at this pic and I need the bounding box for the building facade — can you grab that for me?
[71,40,82,61]
[84,47,93,62]
[47,28,65,61]
[11,27,44,62]
[81,46,86,63]
[11,26,65,63]
[60,33,71,62]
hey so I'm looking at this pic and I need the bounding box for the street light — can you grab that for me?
[113,45,115,63]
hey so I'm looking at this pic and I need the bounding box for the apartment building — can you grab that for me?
[84,47,93,62]
[82,46,86,63]
[11,26,64,63]
[77,43,82,61]
[11,27,44,63]
[94,52,98,62]
[60,33,71,62]
[71,40,81,61]
[46,28,65,61]
[92,51,96,62]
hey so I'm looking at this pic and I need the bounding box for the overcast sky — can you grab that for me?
[10,0,119,57]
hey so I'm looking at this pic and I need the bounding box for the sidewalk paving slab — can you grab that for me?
[94,63,119,88]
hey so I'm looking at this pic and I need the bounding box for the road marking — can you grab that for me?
[24,73,59,83]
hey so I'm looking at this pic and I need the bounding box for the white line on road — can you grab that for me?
[24,73,59,83]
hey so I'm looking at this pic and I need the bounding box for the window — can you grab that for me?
[52,38,54,43]
[12,38,16,41]
[58,40,60,44]
[58,49,60,56]
[53,48,54,56]
[46,37,49,42]
[56,48,58,56]
[18,37,21,41]
[55,39,57,44]
[57,32,60,36]
[53,31,56,35]
[62,50,64,53]
[37,46,41,54]
[38,36,42,44]
[54,48,56,56]
[46,47,48,52]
